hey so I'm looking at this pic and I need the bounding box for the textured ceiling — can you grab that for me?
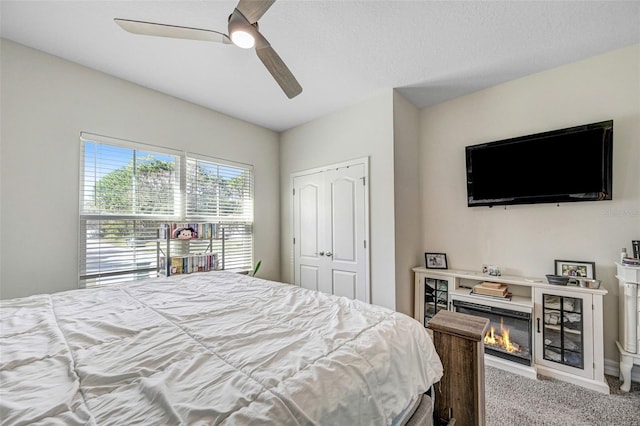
[2,1,639,132]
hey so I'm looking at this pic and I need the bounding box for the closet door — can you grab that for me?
[293,161,369,302]
[293,172,325,293]
[323,165,367,301]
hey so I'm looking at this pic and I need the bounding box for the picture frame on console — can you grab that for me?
[554,259,596,279]
[425,253,448,269]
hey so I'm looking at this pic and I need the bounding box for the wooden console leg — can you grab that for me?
[428,310,490,426]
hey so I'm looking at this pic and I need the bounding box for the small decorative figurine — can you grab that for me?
[174,227,196,239]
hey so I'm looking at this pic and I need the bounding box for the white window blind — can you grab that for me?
[79,134,254,287]
[185,157,254,270]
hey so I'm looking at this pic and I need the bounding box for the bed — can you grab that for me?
[0,271,443,425]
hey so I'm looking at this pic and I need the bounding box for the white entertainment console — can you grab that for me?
[413,267,610,394]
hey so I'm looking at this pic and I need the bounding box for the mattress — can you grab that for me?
[0,271,443,425]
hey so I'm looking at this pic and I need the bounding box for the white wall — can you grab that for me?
[418,44,640,363]
[392,91,422,316]
[279,91,398,310]
[0,39,281,299]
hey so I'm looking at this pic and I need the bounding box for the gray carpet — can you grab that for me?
[485,366,640,425]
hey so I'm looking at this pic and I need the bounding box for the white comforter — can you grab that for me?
[0,271,442,425]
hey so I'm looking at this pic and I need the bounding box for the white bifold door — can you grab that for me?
[292,160,369,302]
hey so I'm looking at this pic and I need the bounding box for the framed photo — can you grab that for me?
[554,260,596,279]
[425,253,448,269]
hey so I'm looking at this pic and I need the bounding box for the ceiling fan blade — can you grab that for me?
[236,0,276,24]
[114,18,231,44]
[254,33,302,98]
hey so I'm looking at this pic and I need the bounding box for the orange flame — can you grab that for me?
[484,317,519,353]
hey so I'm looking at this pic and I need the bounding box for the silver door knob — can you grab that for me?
[319,251,325,256]
[326,251,333,257]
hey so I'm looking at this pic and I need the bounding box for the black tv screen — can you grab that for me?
[465,120,613,207]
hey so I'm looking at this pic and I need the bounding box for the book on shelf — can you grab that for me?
[160,253,218,275]
[472,281,509,298]
[172,256,185,274]
[622,257,640,267]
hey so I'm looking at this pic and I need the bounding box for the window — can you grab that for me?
[79,133,254,287]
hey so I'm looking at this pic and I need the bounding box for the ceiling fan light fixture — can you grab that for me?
[228,9,256,49]
[230,30,255,48]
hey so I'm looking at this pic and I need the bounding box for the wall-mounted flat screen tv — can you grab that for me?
[465,120,613,207]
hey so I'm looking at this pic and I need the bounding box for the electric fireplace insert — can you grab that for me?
[453,299,532,366]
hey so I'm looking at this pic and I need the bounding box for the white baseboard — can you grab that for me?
[604,357,640,383]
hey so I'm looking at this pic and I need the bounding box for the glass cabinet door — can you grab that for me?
[424,277,449,326]
[541,294,584,369]
[534,288,594,379]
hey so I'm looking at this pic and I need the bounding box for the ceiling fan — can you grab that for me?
[114,0,302,99]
